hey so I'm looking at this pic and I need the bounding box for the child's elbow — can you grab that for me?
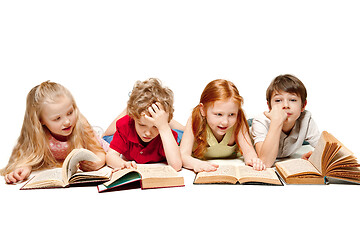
[265,162,274,168]
[105,152,112,163]
[262,158,275,168]
[105,149,119,164]
[171,162,183,172]
[168,158,182,171]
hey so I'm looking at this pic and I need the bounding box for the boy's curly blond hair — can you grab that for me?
[127,78,174,122]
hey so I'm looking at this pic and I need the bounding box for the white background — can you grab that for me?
[1,1,359,239]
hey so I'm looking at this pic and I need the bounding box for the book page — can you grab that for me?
[321,135,340,172]
[206,159,245,167]
[22,168,64,189]
[308,132,326,173]
[72,166,112,178]
[62,149,101,183]
[68,166,112,183]
[276,159,321,178]
[328,131,354,156]
[193,159,245,184]
[136,164,184,189]
[194,164,239,184]
[196,165,238,179]
[237,166,280,183]
[137,164,179,179]
[103,168,139,186]
[325,148,357,173]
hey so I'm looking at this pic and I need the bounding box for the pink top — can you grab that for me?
[48,134,70,161]
[48,133,109,161]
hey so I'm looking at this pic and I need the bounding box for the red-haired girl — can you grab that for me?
[180,79,265,172]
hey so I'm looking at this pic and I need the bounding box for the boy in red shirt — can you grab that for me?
[106,78,182,171]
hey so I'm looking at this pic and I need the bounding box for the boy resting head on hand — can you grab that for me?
[106,78,182,171]
[251,74,320,167]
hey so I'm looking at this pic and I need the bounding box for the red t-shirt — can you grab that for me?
[109,115,178,164]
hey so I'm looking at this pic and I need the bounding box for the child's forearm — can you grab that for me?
[181,155,218,172]
[257,121,283,167]
[236,130,266,171]
[180,142,205,171]
[180,141,197,170]
[242,147,260,163]
[181,154,198,170]
[179,117,215,172]
[169,119,185,131]
[158,126,182,171]
[105,149,127,169]
[95,151,106,165]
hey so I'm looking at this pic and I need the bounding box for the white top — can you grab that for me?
[250,110,320,158]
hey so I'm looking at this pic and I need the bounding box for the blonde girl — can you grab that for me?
[180,79,266,172]
[1,81,107,184]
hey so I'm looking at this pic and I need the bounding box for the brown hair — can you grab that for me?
[127,78,174,121]
[266,74,307,108]
[192,79,249,159]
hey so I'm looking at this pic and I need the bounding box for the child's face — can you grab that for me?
[134,115,160,143]
[40,95,76,139]
[269,90,306,126]
[200,99,239,141]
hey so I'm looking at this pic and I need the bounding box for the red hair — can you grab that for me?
[192,79,249,159]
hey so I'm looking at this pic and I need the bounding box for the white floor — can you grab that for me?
[2,146,359,240]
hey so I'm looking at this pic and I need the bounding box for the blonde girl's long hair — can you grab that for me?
[191,79,250,159]
[0,81,104,175]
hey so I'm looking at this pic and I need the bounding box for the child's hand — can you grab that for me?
[144,102,170,131]
[4,166,32,184]
[112,161,137,172]
[79,160,104,172]
[264,104,288,124]
[193,161,219,173]
[301,151,313,160]
[245,158,266,171]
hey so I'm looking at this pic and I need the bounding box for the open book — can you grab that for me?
[275,131,360,184]
[97,164,185,192]
[194,160,282,185]
[21,148,112,189]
